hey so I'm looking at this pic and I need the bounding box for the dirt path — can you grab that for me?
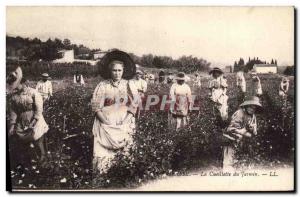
[134,167,294,191]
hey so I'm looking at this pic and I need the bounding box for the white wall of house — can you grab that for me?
[254,66,277,73]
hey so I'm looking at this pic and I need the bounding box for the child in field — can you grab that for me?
[222,96,262,171]
[208,67,229,123]
[168,72,192,131]
[36,73,53,102]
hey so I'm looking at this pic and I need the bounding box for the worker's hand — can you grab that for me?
[8,125,15,136]
[29,118,37,128]
[244,132,252,138]
[122,113,133,124]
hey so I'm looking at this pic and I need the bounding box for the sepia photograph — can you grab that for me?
[6,6,295,192]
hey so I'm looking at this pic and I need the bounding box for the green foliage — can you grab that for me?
[9,74,294,189]
[283,66,294,76]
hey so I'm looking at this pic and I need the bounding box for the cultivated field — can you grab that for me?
[9,73,294,190]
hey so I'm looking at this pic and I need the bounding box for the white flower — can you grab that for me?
[60,178,67,183]
[73,173,78,178]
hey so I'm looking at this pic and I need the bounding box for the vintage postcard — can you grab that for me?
[6,6,295,192]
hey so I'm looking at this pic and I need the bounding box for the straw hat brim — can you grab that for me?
[98,50,136,80]
[240,100,262,110]
[209,69,223,74]
[175,77,186,81]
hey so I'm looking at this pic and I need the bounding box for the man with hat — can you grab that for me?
[208,67,229,123]
[168,72,192,131]
[222,96,262,170]
[36,73,53,102]
[132,69,148,118]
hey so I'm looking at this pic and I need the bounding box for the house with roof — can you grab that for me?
[52,49,98,65]
[253,64,277,74]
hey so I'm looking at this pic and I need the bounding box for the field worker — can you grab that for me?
[148,74,155,83]
[133,70,147,96]
[73,71,85,86]
[143,72,149,81]
[36,73,53,102]
[132,69,147,118]
[279,77,289,100]
[193,73,201,87]
[236,71,246,103]
[168,72,192,131]
[208,67,229,122]
[7,65,49,167]
[222,96,262,171]
[167,73,174,84]
[158,71,166,84]
[250,72,262,97]
[91,50,140,173]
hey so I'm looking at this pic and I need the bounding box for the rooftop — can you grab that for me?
[254,64,277,67]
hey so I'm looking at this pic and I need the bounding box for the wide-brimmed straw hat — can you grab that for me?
[240,96,262,109]
[209,67,223,75]
[41,73,51,79]
[175,72,187,81]
[6,66,23,94]
[98,50,136,80]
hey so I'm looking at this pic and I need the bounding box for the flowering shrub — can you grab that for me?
[9,74,294,189]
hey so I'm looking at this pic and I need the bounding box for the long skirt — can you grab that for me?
[223,145,236,171]
[168,113,189,131]
[15,111,49,141]
[92,105,135,173]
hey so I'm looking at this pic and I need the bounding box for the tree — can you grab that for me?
[283,66,294,76]
[271,59,274,64]
[63,39,72,49]
[238,58,245,66]
[140,54,154,67]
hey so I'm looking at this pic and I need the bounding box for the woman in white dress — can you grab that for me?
[236,71,246,103]
[208,67,229,123]
[250,72,262,97]
[168,72,192,131]
[91,50,140,173]
[279,77,289,100]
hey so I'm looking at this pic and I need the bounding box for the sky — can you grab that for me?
[6,6,294,66]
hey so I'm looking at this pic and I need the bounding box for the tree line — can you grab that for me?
[233,57,278,72]
[6,36,211,73]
